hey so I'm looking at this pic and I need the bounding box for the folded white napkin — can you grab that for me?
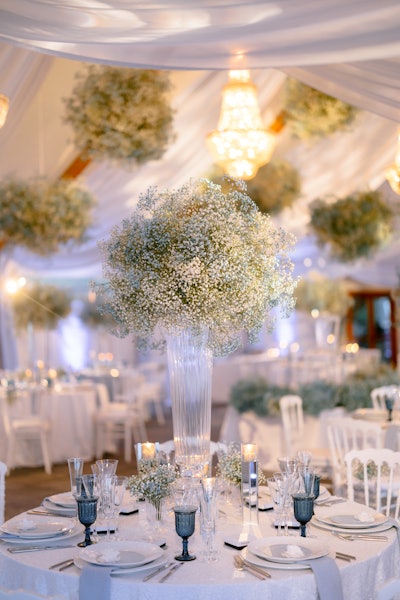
[308,556,344,600]
[79,564,112,600]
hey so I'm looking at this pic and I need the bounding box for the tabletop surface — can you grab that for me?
[0,494,399,600]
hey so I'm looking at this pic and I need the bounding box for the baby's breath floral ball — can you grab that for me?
[284,78,358,139]
[310,190,394,262]
[0,177,95,255]
[11,282,71,330]
[94,177,297,355]
[64,66,175,167]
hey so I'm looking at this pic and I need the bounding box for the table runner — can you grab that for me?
[79,564,112,600]
[308,556,344,600]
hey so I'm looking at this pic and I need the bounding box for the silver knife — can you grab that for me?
[142,561,173,582]
[159,562,183,583]
[8,545,76,553]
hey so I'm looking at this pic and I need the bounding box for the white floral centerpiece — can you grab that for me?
[95,176,296,475]
[94,176,296,355]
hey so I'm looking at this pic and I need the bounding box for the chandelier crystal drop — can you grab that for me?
[385,131,400,195]
[206,70,276,180]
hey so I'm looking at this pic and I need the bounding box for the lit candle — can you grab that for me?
[241,443,257,462]
[142,442,156,459]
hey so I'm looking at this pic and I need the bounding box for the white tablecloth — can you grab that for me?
[0,500,398,600]
[0,384,98,467]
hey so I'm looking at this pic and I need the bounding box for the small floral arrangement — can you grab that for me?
[64,65,175,167]
[284,78,358,139]
[94,177,296,355]
[310,190,395,262]
[79,299,118,329]
[295,272,354,317]
[216,444,266,487]
[11,282,72,330]
[128,463,179,505]
[0,177,95,255]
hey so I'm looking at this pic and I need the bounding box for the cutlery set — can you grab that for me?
[332,532,388,542]
[234,554,270,580]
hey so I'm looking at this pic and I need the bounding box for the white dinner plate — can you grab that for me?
[248,537,329,564]
[41,498,76,516]
[0,521,82,544]
[316,512,387,529]
[241,547,312,571]
[48,492,76,508]
[79,541,163,568]
[75,552,168,575]
[1,519,71,539]
[311,518,394,536]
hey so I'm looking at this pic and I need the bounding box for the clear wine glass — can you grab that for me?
[292,493,314,538]
[199,477,219,562]
[173,505,197,561]
[298,466,315,495]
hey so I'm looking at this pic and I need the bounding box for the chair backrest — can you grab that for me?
[376,578,400,600]
[279,395,304,456]
[96,383,110,409]
[344,448,400,516]
[327,417,383,494]
[0,390,11,437]
[370,386,399,410]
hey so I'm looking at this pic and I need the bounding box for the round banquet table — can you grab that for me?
[0,499,399,600]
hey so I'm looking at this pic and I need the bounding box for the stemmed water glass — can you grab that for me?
[199,477,219,562]
[298,466,315,495]
[292,493,314,538]
[173,505,197,561]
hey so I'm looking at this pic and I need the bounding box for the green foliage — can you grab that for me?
[0,178,95,256]
[230,377,294,416]
[310,190,395,263]
[230,365,400,417]
[64,66,175,167]
[284,78,358,139]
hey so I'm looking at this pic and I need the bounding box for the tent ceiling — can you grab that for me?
[0,1,399,293]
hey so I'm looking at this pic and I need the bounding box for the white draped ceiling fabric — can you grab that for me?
[0,0,399,288]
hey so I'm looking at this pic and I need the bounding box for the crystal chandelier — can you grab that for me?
[385,131,400,195]
[0,93,9,128]
[206,70,276,180]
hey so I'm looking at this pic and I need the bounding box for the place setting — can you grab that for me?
[312,502,393,537]
[0,513,82,550]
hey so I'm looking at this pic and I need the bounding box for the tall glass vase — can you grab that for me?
[166,327,213,478]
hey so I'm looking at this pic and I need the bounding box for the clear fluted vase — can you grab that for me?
[166,327,213,478]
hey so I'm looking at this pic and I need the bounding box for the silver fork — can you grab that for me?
[234,555,270,579]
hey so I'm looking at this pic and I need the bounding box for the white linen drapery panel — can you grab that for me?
[0,0,399,120]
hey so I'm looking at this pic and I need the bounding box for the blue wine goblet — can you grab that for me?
[76,497,98,547]
[173,505,197,561]
[292,493,314,538]
[385,396,394,422]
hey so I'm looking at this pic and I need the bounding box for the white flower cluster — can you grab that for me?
[64,66,174,167]
[0,177,95,255]
[95,177,296,355]
[128,464,178,503]
[216,444,267,487]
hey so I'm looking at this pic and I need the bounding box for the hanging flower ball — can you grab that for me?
[0,177,95,256]
[284,78,358,139]
[11,282,72,330]
[63,66,175,167]
[310,190,395,262]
